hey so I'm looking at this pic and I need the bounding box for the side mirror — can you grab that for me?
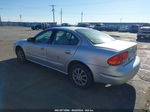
[27,37,35,42]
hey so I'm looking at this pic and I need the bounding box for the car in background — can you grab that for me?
[61,23,71,27]
[31,24,42,30]
[118,26,129,32]
[137,23,150,40]
[93,23,106,31]
[77,23,94,28]
[41,23,51,30]
[14,27,140,88]
[105,25,118,31]
[129,25,140,33]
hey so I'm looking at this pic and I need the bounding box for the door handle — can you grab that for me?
[65,51,71,54]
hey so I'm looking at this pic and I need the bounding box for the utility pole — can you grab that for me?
[0,8,3,22]
[19,14,22,22]
[49,5,56,22]
[81,12,83,23]
[120,18,122,23]
[60,8,62,25]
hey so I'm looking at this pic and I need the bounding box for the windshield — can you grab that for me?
[76,29,115,44]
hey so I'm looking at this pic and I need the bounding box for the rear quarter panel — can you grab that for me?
[69,45,117,67]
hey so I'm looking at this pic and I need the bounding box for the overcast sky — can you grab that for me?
[0,0,149,24]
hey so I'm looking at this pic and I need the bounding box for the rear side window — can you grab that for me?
[76,29,115,44]
[53,31,79,45]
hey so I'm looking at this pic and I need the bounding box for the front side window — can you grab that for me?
[53,31,79,45]
[76,29,115,44]
[35,30,53,44]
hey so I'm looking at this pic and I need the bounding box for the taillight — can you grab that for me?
[107,52,128,66]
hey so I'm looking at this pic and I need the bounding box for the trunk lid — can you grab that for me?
[94,40,137,65]
[94,40,136,52]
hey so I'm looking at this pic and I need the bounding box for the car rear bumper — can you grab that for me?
[88,56,140,85]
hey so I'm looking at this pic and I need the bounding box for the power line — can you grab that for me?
[49,5,56,22]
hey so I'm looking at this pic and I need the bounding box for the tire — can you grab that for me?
[31,27,34,30]
[69,63,93,89]
[137,35,141,40]
[16,48,27,63]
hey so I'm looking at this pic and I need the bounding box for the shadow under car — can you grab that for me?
[0,58,136,111]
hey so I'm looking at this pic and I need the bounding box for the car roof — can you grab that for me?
[49,27,90,31]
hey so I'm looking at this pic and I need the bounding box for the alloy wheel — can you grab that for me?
[72,68,88,86]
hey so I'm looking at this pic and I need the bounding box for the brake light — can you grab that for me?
[107,52,128,66]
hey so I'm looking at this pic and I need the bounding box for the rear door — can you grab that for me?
[46,30,80,72]
[25,30,53,64]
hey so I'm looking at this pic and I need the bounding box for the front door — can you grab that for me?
[25,30,53,64]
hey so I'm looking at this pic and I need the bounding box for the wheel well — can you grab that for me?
[15,46,23,54]
[68,61,92,74]
[68,60,94,81]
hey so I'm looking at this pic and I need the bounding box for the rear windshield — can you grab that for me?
[76,29,115,44]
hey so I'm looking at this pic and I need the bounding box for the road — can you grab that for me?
[0,26,150,111]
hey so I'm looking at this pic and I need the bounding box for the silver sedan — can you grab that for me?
[14,27,140,88]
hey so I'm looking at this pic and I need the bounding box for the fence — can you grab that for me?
[0,22,57,27]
